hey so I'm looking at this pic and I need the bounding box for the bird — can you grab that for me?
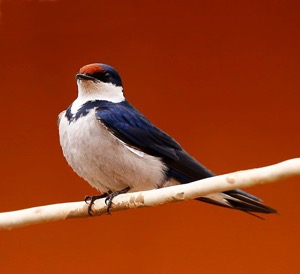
[58,63,277,216]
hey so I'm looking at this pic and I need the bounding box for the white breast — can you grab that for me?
[58,109,167,193]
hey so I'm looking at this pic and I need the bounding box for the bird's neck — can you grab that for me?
[71,82,125,114]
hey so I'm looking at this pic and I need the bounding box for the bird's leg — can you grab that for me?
[84,192,110,216]
[105,186,131,214]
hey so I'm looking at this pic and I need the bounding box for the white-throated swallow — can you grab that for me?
[58,63,277,216]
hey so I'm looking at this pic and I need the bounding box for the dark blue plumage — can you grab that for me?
[65,101,101,123]
[95,100,215,180]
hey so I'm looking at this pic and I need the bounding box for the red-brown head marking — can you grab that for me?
[79,63,104,75]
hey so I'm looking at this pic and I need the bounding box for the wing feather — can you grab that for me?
[94,100,276,214]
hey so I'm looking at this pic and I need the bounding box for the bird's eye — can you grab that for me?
[104,72,111,78]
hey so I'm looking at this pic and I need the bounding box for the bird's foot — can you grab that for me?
[105,186,131,215]
[84,193,109,216]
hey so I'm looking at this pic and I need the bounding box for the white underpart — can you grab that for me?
[58,78,180,193]
[59,110,167,193]
[71,79,125,114]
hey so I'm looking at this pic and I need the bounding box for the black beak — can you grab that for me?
[76,73,97,81]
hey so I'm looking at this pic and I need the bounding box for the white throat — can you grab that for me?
[71,80,125,114]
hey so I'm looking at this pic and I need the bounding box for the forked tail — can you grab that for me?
[197,189,277,214]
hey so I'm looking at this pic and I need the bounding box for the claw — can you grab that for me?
[105,187,131,214]
[84,193,108,216]
[84,187,130,215]
[84,195,92,204]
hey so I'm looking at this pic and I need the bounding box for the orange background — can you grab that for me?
[0,1,299,273]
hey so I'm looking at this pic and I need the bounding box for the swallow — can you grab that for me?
[58,63,277,216]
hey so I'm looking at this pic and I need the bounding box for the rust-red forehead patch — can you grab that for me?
[79,63,104,75]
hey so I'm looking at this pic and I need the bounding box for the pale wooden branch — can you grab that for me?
[1,158,299,230]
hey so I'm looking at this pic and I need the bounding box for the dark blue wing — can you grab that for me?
[95,100,214,182]
[94,100,276,214]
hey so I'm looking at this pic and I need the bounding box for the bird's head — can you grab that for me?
[76,63,124,103]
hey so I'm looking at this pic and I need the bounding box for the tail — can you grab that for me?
[197,189,277,214]
[164,150,277,214]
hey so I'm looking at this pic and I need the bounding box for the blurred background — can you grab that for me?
[0,0,299,273]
